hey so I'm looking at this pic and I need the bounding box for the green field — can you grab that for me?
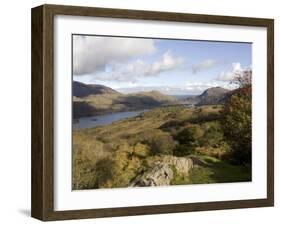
[73,105,251,190]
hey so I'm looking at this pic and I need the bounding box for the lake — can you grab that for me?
[73,110,146,129]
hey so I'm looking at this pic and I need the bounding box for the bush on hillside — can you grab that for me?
[143,132,176,155]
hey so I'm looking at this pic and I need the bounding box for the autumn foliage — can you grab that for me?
[221,70,252,165]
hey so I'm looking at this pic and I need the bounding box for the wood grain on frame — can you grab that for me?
[31,4,274,221]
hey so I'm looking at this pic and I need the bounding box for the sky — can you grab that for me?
[73,34,252,95]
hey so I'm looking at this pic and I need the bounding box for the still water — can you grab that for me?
[73,110,146,129]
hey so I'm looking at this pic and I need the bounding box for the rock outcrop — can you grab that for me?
[130,156,194,187]
[162,156,193,175]
[130,163,174,187]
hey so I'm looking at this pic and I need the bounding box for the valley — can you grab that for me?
[73,81,230,119]
[72,81,251,190]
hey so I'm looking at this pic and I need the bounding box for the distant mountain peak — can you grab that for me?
[186,86,230,106]
[200,87,229,97]
[73,81,119,97]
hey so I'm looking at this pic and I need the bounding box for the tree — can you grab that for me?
[231,69,252,88]
[221,70,252,165]
[173,125,203,156]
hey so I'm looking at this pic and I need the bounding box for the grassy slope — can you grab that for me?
[73,105,251,189]
[171,155,251,185]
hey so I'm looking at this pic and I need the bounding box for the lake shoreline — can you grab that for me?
[73,109,148,129]
[73,103,197,130]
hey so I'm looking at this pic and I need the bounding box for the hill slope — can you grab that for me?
[73,81,119,97]
[186,87,230,106]
[73,82,178,118]
[73,105,251,189]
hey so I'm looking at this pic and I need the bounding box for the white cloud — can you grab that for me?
[89,51,184,82]
[192,59,218,74]
[117,81,230,95]
[73,35,156,75]
[217,62,244,81]
[184,81,229,92]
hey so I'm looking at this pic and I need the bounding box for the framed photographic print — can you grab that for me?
[31,4,274,221]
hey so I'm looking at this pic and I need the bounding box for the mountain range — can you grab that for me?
[73,81,178,118]
[73,81,231,118]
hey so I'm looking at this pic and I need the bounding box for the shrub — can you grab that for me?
[173,144,193,156]
[93,157,115,188]
[72,157,97,190]
[159,120,182,130]
[145,132,176,155]
[133,143,150,158]
[175,125,203,148]
[195,143,230,160]
[188,112,221,124]
[199,122,224,147]
[98,143,143,188]
[72,139,109,190]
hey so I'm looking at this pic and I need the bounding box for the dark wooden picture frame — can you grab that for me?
[31,4,274,221]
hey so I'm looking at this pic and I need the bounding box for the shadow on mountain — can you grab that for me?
[73,101,97,118]
[114,95,164,109]
[73,81,119,97]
